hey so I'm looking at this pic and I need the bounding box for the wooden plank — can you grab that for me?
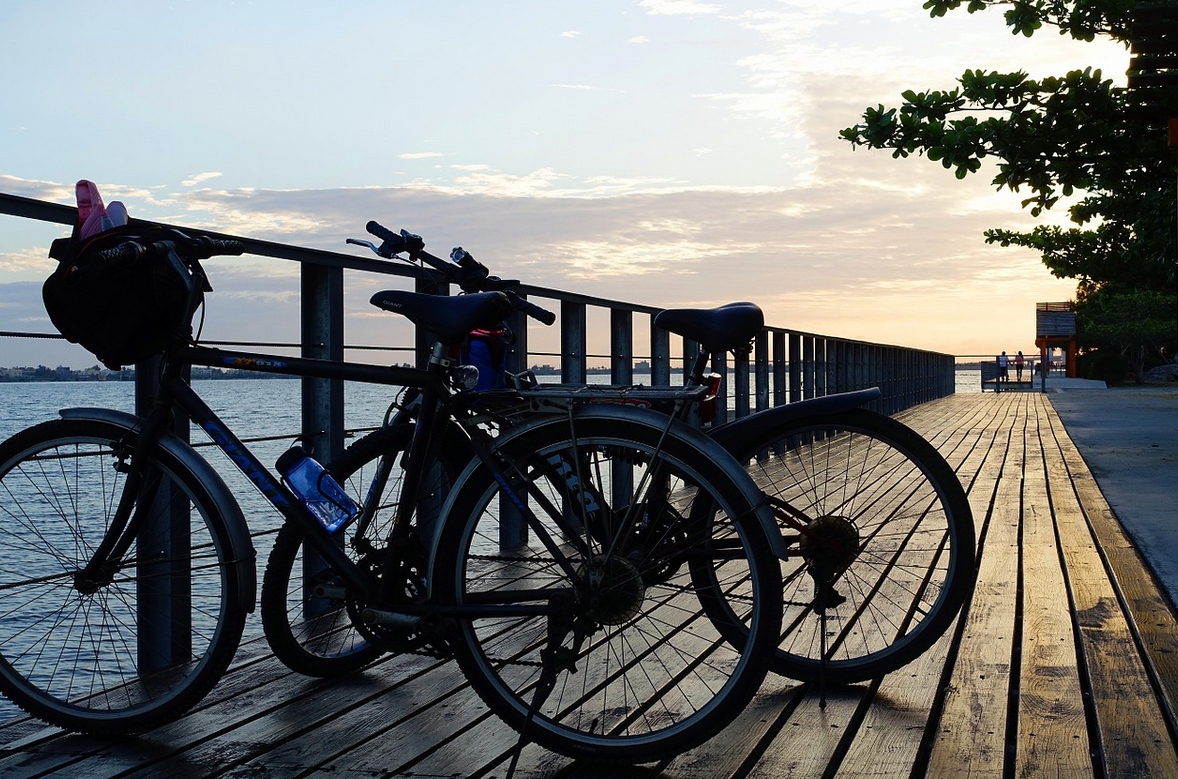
[924,394,1026,777]
[831,621,959,778]
[1015,406,1092,777]
[744,688,869,779]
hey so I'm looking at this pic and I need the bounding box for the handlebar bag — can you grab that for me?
[42,225,201,370]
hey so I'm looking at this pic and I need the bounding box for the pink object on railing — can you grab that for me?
[75,180,108,239]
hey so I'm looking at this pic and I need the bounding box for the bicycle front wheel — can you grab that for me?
[713,408,975,683]
[0,418,247,733]
[434,406,782,763]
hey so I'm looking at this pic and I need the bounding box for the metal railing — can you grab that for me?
[0,191,955,461]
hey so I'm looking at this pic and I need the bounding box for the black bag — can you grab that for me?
[42,225,201,370]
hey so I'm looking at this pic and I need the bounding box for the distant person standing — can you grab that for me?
[999,351,1009,383]
[1015,350,1024,381]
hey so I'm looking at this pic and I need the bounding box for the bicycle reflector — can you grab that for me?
[699,373,723,424]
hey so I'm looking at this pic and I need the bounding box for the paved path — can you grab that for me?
[1047,385,1178,605]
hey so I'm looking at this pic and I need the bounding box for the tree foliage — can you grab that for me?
[922,0,1138,42]
[841,0,1178,363]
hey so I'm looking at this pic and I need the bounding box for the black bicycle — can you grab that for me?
[0,227,786,763]
[263,224,976,690]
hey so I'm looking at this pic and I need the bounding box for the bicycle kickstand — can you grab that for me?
[505,595,579,779]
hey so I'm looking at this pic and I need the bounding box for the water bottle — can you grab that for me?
[276,446,359,532]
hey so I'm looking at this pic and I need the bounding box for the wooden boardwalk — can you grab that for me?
[2,392,1177,778]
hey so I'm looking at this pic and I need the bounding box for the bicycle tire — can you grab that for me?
[0,418,247,733]
[705,408,975,683]
[433,405,782,762]
[261,423,454,677]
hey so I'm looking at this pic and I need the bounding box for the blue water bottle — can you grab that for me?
[276,446,360,532]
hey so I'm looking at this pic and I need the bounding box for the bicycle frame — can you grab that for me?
[79,340,581,622]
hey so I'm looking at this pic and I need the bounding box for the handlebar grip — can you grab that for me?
[200,237,245,257]
[94,241,149,265]
[366,220,400,244]
[506,290,556,326]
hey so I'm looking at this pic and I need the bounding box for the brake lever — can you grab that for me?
[347,237,421,268]
[346,238,381,254]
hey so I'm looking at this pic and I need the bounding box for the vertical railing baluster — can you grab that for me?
[562,301,587,384]
[651,319,670,387]
[611,308,633,385]
[300,263,346,615]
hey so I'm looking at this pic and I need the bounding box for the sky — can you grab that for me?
[0,0,1132,368]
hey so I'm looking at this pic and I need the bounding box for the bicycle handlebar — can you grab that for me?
[95,234,245,265]
[360,220,556,326]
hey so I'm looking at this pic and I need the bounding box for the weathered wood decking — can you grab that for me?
[2,392,1177,779]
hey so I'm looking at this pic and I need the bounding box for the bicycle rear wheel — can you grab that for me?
[0,419,247,733]
[434,406,782,762]
[710,408,975,683]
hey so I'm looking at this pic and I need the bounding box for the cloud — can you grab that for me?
[627,35,650,44]
[0,247,55,275]
[639,0,719,16]
[552,84,623,92]
[561,30,581,38]
[182,172,222,187]
[399,152,445,160]
[0,174,75,205]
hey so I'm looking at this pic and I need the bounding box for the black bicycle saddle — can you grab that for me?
[654,302,764,355]
[370,290,513,345]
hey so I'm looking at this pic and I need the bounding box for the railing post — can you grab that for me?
[135,356,191,672]
[755,330,770,413]
[505,297,529,376]
[302,264,346,460]
[561,301,587,384]
[812,338,824,398]
[683,338,700,384]
[805,337,817,399]
[300,263,346,616]
[651,320,670,386]
[734,347,750,420]
[611,308,633,385]
[788,332,801,403]
[711,350,729,424]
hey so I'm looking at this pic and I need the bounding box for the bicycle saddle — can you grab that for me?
[370,290,513,345]
[654,302,764,355]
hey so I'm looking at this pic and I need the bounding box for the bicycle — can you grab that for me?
[264,223,976,690]
[0,227,786,762]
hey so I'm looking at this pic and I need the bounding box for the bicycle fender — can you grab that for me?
[58,407,258,612]
[708,387,882,455]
